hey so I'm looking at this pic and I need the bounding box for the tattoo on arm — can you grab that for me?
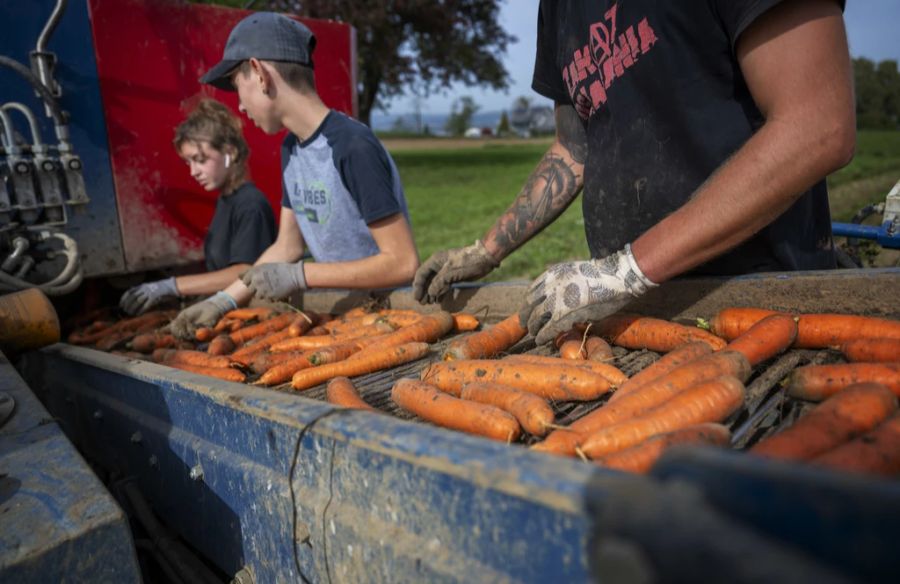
[556,104,588,164]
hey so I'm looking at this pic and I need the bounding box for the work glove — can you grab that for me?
[413,240,500,304]
[240,261,307,300]
[521,244,657,346]
[119,277,179,315]
[168,291,237,340]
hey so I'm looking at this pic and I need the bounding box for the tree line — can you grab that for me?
[854,58,900,130]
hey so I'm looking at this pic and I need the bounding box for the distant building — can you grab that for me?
[510,102,555,137]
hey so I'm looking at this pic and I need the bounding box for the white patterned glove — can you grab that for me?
[240,261,307,300]
[169,291,237,340]
[413,240,500,303]
[522,244,657,346]
[119,277,179,315]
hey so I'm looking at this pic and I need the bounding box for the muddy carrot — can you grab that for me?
[787,363,900,401]
[813,414,900,476]
[579,375,745,459]
[288,312,315,336]
[502,354,628,387]
[228,313,296,345]
[595,423,731,474]
[586,337,614,362]
[452,313,480,332]
[751,383,898,460]
[443,313,527,360]
[155,349,232,369]
[707,308,780,341]
[229,328,294,365]
[373,311,455,348]
[130,332,178,353]
[725,313,798,366]
[195,327,216,342]
[326,377,376,411]
[840,338,900,363]
[594,314,727,352]
[392,379,521,442]
[608,342,712,404]
[224,307,275,321]
[213,318,237,334]
[270,335,346,352]
[168,362,246,383]
[248,349,309,375]
[422,359,612,401]
[460,382,555,436]
[307,342,363,365]
[208,334,236,356]
[257,352,316,385]
[291,342,431,391]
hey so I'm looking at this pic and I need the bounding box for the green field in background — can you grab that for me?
[392,130,900,280]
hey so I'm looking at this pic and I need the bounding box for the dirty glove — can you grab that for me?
[168,291,237,340]
[521,244,657,346]
[413,240,500,304]
[119,277,179,315]
[240,261,307,300]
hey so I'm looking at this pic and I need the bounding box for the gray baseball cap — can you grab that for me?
[200,12,316,91]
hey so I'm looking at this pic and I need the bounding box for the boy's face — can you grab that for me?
[232,65,282,135]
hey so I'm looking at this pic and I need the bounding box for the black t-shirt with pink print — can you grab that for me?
[532,0,840,275]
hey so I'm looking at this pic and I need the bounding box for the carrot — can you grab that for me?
[392,379,521,442]
[585,337,614,362]
[787,363,900,401]
[257,353,315,386]
[380,313,425,328]
[307,342,363,366]
[555,328,606,360]
[608,342,712,404]
[751,383,898,461]
[270,322,396,352]
[813,414,900,476]
[229,313,296,345]
[371,311,455,348]
[195,327,216,342]
[291,342,431,391]
[208,334,236,356]
[229,328,294,365]
[579,375,745,459]
[341,306,372,320]
[594,314,727,352]
[725,313,798,366]
[502,354,628,386]
[709,308,900,348]
[130,333,178,353]
[156,349,232,369]
[326,377,376,411]
[168,362,246,383]
[595,423,731,474]
[421,359,612,401]
[249,349,310,375]
[443,313,527,360]
[452,313,480,332]
[288,312,315,336]
[213,317,237,334]
[533,351,750,457]
[840,338,900,363]
[224,307,275,321]
[460,382,555,436]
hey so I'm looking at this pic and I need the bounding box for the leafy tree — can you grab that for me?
[497,110,511,135]
[252,0,515,126]
[445,96,479,136]
[854,58,900,129]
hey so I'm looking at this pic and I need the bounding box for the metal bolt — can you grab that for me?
[93,410,103,420]
[130,432,142,444]
[148,455,158,468]
[189,464,204,481]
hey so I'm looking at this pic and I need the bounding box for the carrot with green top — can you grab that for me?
[594,314,726,352]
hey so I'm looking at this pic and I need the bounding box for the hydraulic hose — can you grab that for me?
[36,0,68,53]
[0,232,83,295]
[0,109,16,150]
[0,56,67,127]
[1,102,44,149]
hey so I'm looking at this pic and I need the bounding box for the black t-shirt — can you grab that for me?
[532,0,837,275]
[204,182,276,271]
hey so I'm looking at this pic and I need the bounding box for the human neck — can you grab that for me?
[279,90,330,142]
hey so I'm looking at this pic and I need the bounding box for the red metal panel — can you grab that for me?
[87,0,356,272]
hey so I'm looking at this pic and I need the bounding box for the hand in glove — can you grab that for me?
[119,277,179,315]
[413,240,500,304]
[168,291,237,340]
[240,261,307,300]
[521,244,657,346]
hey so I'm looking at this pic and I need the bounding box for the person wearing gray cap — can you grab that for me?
[170,12,419,338]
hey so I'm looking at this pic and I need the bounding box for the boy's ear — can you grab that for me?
[248,57,273,93]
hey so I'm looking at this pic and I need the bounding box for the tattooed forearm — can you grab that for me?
[485,150,582,256]
[556,104,588,164]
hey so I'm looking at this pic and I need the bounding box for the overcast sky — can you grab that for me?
[383,0,900,115]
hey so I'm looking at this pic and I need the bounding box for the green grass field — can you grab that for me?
[391,130,900,279]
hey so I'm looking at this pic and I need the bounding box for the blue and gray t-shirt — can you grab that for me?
[280,111,410,262]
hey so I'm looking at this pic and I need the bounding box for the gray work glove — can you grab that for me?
[521,244,657,346]
[119,277,179,315]
[413,240,500,304]
[169,291,237,340]
[240,261,307,300]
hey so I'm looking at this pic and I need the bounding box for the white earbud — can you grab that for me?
[224,154,231,168]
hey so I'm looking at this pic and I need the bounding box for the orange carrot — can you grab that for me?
[502,354,628,386]
[291,342,431,391]
[840,338,900,363]
[168,362,246,383]
[608,342,712,404]
[195,327,216,342]
[595,423,731,474]
[708,308,779,341]
[249,349,310,375]
[208,334,236,356]
[214,317,237,334]
[229,328,294,365]
[421,359,612,401]
[579,375,745,459]
[288,312,315,336]
[130,332,178,353]
[370,311,455,348]
[224,307,275,321]
[594,314,726,352]
[725,313,798,366]
[326,377,376,411]
[813,414,900,476]
[460,382,555,436]
[257,352,315,386]
[229,313,296,345]
[585,337,614,362]
[787,363,900,401]
[751,383,898,460]
[271,321,396,352]
[156,349,232,369]
[307,342,363,366]
[392,379,521,442]
[443,313,527,360]
[452,312,480,332]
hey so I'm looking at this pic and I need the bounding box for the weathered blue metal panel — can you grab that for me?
[22,345,602,582]
[0,351,140,583]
